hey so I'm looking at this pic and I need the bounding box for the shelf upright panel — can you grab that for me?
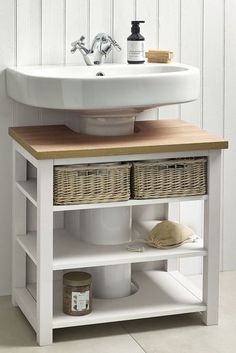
[16,180,37,207]
[36,160,54,346]
[202,150,222,325]
[164,203,181,272]
[12,147,27,305]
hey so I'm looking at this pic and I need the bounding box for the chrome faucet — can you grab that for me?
[71,33,121,66]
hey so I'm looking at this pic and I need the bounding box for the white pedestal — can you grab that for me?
[78,116,135,136]
[78,116,134,299]
[80,207,132,299]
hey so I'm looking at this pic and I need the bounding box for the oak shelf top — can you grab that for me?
[9,120,228,160]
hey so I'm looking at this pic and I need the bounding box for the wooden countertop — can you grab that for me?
[9,120,228,160]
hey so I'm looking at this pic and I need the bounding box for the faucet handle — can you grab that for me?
[108,36,122,51]
[71,36,85,47]
[78,35,86,45]
[71,36,89,54]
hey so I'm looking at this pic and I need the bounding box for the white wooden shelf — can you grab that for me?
[53,270,206,328]
[26,270,206,329]
[17,233,37,265]
[17,226,206,271]
[16,179,37,207]
[53,195,208,211]
[15,178,208,211]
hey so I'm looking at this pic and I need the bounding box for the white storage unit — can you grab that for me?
[9,120,228,346]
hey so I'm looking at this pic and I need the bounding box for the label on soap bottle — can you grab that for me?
[127,41,145,62]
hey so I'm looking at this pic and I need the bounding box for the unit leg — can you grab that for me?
[164,203,180,272]
[12,149,27,306]
[36,160,54,345]
[202,150,222,325]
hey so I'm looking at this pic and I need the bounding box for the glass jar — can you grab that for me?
[63,272,92,316]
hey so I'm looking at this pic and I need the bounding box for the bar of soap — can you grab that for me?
[145,50,173,63]
[146,220,194,249]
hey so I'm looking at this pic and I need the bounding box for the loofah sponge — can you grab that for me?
[146,220,194,249]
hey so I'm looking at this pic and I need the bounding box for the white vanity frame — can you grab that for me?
[12,139,222,346]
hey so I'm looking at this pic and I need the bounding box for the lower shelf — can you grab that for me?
[17,270,206,331]
[16,221,206,271]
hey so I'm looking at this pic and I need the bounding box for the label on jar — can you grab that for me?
[127,41,145,61]
[71,291,90,312]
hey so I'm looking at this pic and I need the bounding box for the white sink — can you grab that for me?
[6,63,199,111]
[6,63,199,135]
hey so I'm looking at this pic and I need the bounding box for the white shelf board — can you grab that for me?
[169,271,203,300]
[14,287,37,331]
[17,233,37,265]
[51,271,206,329]
[53,195,208,212]
[16,179,37,207]
[15,178,208,211]
[16,224,207,271]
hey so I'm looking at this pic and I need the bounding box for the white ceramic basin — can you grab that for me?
[6,63,199,136]
[6,63,199,113]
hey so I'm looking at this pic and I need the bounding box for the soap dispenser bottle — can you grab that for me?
[127,20,145,64]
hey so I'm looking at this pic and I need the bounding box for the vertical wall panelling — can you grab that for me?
[16,0,41,65]
[136,0,158,52]
[42,0,65,65]
[180,0,202,127]
[40,109,65,126]
[65,0,89,65]
[113,0,135,63]
[64,0,89,130]
[224,0,236,270]
[203,0,224,270]
[0,0,15,295]
[41,0,65,125]
[202,0,224,135]
[90,0,112,38]
[13,103,41,127]
[159,0,180,119]
[135,0,158,121]
[14,0,42,126]
[179,0,203,275]
[90,0,113,63]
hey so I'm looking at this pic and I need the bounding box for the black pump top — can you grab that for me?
[131,21,145,34]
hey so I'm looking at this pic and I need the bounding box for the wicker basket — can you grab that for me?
[132,157,207,199]
[54,163,131,205]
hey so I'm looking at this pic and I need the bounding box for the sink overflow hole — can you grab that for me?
[96,72,105,77]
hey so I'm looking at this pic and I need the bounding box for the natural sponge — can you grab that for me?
[146,220,194,249]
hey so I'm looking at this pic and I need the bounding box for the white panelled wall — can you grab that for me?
[0,0,234,295]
